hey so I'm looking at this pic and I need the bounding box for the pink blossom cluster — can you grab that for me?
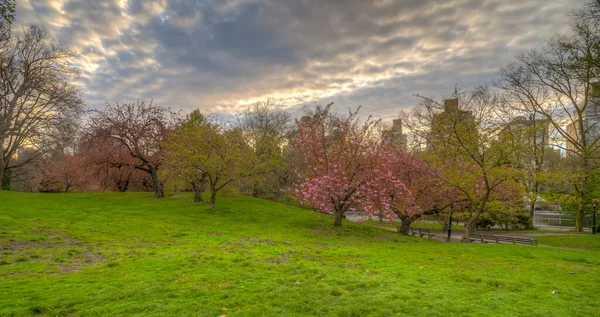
[290,103,446,221]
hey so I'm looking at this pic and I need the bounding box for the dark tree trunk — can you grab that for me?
[0,144,5,190]
[397,215,412,235]
[116,179,129,192]
[461,194,490,242]
[576,204,585,232]
[1,167,11,191]
[150,167,164,198]
[574,158,591,232]
[210,189,217,209]
[191,181,203,202]
[333,209,344,227]
[527,201,536,229]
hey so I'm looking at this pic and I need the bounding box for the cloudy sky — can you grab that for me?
[15,0,586,120]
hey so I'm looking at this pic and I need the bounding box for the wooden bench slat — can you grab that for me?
[415,230,537,245]
[470,233,537,246]
[410,228,435,239]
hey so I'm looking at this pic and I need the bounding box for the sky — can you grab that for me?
[14,0,588,121]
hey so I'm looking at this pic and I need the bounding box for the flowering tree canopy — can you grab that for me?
[86,100,175,198]
[292,103,410,226]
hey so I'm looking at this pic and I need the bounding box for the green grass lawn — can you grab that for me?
[1,191,600,316]
[536,235,600,251]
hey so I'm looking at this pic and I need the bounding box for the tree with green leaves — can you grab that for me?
[405,87,522,242]
[163,115,253,208]
[162,110,210,202]
[239,100,292,199]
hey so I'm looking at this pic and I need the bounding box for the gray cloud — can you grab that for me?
[15,0,587,120]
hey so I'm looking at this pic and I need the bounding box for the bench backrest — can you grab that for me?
[473,233,537,245]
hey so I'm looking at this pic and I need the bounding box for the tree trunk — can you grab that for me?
[333,209,344,227]
[1,167,11,191]
[461,216,478,243]
[210,189,217,209]
[116,179,129,192]
[0,143,4,191]
[528,200,536,229]
[576,204,585,232]
[150,167,164,198]
[191,181,203,202]
[397,215,412,235]
[575,183,588,232]
[576,158,591,232]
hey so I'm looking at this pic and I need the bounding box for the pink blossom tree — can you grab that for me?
[292,103,393,226]
[86,100,176,198]
[39,154,91,193]
[363,150,453,234]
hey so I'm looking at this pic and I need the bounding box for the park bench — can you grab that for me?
[409,227,436,239]
[469,233,538,245]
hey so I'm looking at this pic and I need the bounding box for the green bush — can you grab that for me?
[513,213,531,230]
[476,214,496,229]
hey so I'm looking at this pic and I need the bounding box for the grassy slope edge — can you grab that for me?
[1,191,599,316]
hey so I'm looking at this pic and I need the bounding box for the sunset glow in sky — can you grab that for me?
[15,0,586,119]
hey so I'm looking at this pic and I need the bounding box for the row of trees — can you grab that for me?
[495,2,600,231]
[3,1,600,240]
[292,1,600,236]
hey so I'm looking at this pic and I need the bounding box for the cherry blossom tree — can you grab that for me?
[291,103,390,226]
[86,100,175,198]
[364,149,452,235]
[39,154,90,192]
[79,135,140,192]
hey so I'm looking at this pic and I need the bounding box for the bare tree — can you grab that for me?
[492,92,556,228]
[498,10,600,231]
[0,25,83,188]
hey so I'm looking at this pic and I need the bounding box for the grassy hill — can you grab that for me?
[1,191,599,316]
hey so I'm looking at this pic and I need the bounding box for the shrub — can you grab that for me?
[476,214,496,229]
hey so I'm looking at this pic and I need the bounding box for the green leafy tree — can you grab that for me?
[405,87,522,242]
[239,100,292,199]
[163,116,252,208]
[162,110,210,202]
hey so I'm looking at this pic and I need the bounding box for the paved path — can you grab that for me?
[366,224,585,243]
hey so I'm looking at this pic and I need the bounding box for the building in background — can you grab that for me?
[426,98,476,151]
[382,118,407,151]
[565,82,600,156]
[502,116,550,149]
